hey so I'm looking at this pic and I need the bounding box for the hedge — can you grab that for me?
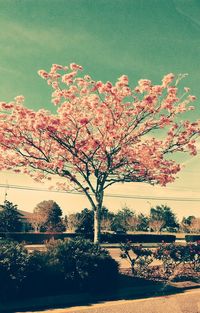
[0,232,77,244]
[185,235,200,242]
[0,232,176,244]
[100,233,176,243]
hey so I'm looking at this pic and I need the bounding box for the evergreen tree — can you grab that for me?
[137,213,149,231]
[34,200,66,232]
[75,208,94,234]
[150,205,179,231]
[0,200,23,232]
[111,206,135,233]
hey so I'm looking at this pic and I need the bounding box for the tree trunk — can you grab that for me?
[94,207,101,243]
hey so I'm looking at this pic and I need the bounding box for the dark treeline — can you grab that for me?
[0,200,199,234]
[66,205,200,234]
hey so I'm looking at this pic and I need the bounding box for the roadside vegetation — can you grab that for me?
[0,238,118,301]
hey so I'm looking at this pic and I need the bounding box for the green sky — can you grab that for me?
[0,0,200,217]
[0,0,200,113]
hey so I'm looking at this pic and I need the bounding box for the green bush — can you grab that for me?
[120,242,153,275]
[0,238,119,301]
[101,233,176,243]
[23,250,67,297]
[120,241,200,280]
[46,238,119,292]
[185,235,200,243]
[0,240,30,300]
[0,232,77,244]
[0,232,176,244]
[154,242,200,278]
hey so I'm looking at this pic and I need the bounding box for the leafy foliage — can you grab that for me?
[0,238,119,301]
[0,200,23,232]
[120,241,200,281]
[150,205,179,231]
[120,242,153,274]
[33,200,66,232]
[74,208,94,234]
[137,213,149,231]
[111,207,135,233]
[154,242,200,278]
[46,238,119,291]
[0,240,30,300]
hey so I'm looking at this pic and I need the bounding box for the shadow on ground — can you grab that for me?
[1,274,200,313]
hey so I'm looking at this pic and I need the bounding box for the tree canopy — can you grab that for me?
[0,63,199,241]
[0,200,23,232]
[33,200,66,232]
[150,205,179,231]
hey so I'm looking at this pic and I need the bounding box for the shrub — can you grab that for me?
[23,250,66,297]
[46,238,119,292]
[120,241,200,281]
[0,238,119,301]
[0,240,30,300]
[185,235,200,243]
[154,242,200,278]
[120,242,153,275]
[101,233,176,243]
[0,232,77,244]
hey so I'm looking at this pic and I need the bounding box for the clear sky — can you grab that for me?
[0,0,200,220]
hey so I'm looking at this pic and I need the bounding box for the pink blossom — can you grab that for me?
[0,102,14,110]
[0,62,199,223]
[70,63,83,71]
[162,73,175,88]
[38,70,49,79]
[184,87,190,93]
[14,95,25,103]
[137,79,151,92]
[188,95,196,101]
[84,75,91,80]
[79,118,89,125]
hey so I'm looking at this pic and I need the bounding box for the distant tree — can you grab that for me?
[45,202,66,232]
[181,216,195,232]
[29,210,47,232]
[137,213,149,231]
[188,217,200,233]
[75,208,94,234]
[126,215,139,232]
[34,200,66,232]
[71,207,114,234]
[149,219,165,233]
[100,207,114,232]
[111,206,134,233]
[63,215,68,229]
[150,205,179,231]
[101,217,112,232]
[66,213,81,232]
[0,200,23,232]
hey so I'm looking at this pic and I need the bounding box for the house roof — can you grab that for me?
[0,205,33,220]
[18,210,33,220]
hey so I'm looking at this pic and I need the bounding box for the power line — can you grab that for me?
[0,183,200,202]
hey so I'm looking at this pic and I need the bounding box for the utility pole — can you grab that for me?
[4,181,9,202]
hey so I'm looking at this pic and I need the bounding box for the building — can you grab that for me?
[0,205,33,232]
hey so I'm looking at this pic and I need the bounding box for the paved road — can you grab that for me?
[26,245,161,269]
[19,289,200,313]
[25,245,130,268]
[25,245,161,269]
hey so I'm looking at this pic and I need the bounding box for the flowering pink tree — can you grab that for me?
[0,63,199,242]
